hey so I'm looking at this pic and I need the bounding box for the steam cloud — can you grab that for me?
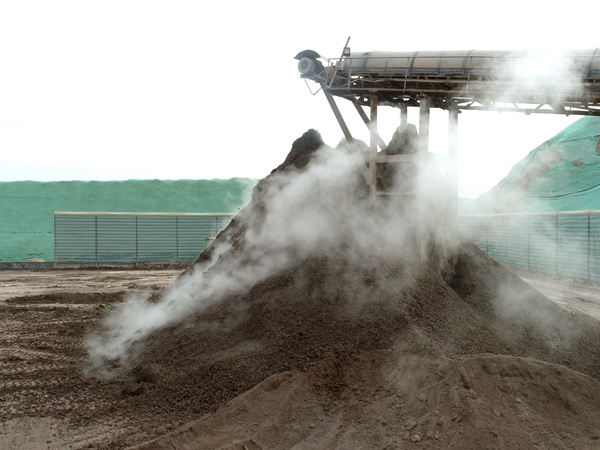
[493,49,587,111]
[84,136,455,376]
[85,49,595,377]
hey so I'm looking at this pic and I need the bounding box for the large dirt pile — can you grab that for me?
[88,130,600,449]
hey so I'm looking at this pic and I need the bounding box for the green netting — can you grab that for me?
[477,116,600,212]
[0,178,256,262]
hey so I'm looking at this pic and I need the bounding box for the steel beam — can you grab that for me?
[322,87,371,185]
[322,88,354,143]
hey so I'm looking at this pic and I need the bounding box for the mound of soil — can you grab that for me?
[113,240,600,449]
[109,130,600,449]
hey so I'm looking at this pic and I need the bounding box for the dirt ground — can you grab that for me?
[517,270,600,321]
[0,267,183,449]
[1,265,600,450]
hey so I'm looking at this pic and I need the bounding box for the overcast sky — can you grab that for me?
[0,1,595,197]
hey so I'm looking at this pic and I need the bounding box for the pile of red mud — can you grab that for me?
[106,131,600,449]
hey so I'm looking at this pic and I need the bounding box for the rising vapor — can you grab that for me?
[84,130,454,376]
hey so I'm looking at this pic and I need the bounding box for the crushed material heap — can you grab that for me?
[97,129,600,450]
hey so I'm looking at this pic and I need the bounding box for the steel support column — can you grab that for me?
[369,94,378,195]
[400,104,408,126]
[417,97,431,259]
[448,107,459,239]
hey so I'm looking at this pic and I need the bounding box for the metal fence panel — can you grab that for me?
[97,215,137,263]
[54,212,233,264]
[527,215,558,275]
[54,214,98,263]
[176,215,207,262]
[505,217,527,268]
[459,211,600,283]
[486,215,507,264]
[59,210,600,278]
[556,214,588,280]
[136,215,177,262]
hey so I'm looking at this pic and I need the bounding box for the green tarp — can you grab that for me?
[0,178,256,262]
[477,116,600,212]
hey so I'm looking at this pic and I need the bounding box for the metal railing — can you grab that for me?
[54,212,234,264]
[460,210,600,283]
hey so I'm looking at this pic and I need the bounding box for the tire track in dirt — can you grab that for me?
[0,271,181,449]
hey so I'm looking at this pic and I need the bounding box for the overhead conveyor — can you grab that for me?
[295,41,600,260]
[296,46,600,115]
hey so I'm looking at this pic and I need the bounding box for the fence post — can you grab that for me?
[176,215,180,263]
[527,215,530,271]
[592,212,598,283]
[504,216,508,264]
[588,210,591,282]
[486,216,489,255]
[94,215,99,264]
[53,214,57,263]
[135,215,139,264]
[555,212,559,276]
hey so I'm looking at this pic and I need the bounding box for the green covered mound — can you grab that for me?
[0,178,256,261]
[477,116,600,212]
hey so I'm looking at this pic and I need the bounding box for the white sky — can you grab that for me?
[0,1,595,197]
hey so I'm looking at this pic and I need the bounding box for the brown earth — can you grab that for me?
[1,263,600,450]
[2,130,600,449]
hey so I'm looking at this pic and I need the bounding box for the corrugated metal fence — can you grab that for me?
[54,212,234,264]
[55,210,600,278]
[460,210,600,283]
